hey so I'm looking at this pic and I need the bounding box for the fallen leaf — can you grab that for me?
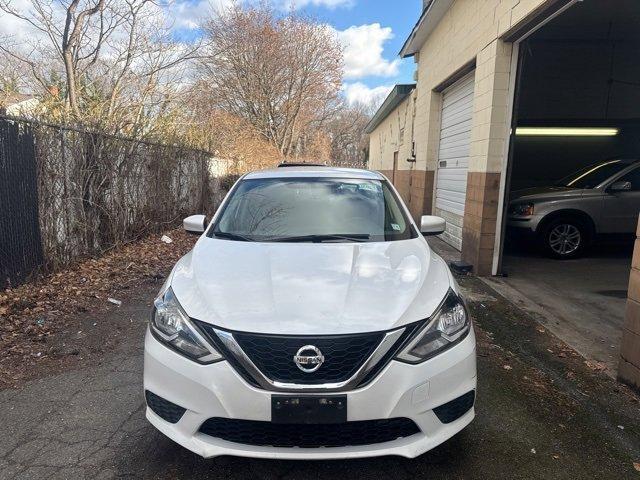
[634,462,640,472]
[503,365,512,371]
[584,360,607,372]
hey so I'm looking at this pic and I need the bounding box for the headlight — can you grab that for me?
[396,290,470,363]
[151,287,222,364]
[510,203,534,216]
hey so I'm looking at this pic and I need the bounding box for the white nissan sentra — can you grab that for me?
[143,165,476,460]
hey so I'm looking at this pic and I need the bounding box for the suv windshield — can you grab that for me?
[211,177,417,242]
[557,160,629,189]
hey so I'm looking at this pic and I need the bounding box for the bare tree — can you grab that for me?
[0,0,203,134]
[326,101,371,167]
[199,3,343,158]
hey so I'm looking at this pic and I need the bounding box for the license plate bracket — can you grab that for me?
[271,395,347,424]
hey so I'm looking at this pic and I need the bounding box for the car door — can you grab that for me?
[601,166,640,233]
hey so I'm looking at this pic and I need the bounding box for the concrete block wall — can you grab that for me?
[368,0,559,272]
[619,218,640,392]
[368,91,425,220]
[368,92,415,174]
[462,39,513,274]
[408,0,551,273]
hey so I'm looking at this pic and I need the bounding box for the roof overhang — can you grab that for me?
[399,0,455,58]
[364,84,416,134]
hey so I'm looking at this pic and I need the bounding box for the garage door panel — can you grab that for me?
[435,71,474,251]
[434,208,463,250]
[440,119,473,139]
[441,114,473,132]
[440,125,473,141]
[442,90,474,110]
[438,143,471,160]
[442,77,475,105]
[435,176,468,194]
[435,190,467,208]
[440,130,469,150]
[440,99,474,125]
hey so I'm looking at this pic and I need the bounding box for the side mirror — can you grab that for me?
[609,180,632,192]
[183,214,207,235]
[420,215,446,236]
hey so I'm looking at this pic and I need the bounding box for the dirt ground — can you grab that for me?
[0,229,195,389]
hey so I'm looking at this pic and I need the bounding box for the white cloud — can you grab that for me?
[167,0,235,30]
[288,0,355,8]
[342,82,392,107]
[337,23,400,79]
[0,0,49,43]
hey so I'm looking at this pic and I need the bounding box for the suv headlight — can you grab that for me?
[151,287,222,364]
[396,290,470,363]
[510,202,534,216]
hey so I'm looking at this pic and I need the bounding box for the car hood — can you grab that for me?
[169,237,452,335]
[511,186,584,202]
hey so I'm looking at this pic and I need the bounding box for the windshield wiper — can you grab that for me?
[266,234,371,243]
[212,231,255,242]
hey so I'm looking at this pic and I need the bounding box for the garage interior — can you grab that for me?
[488,0,640,372]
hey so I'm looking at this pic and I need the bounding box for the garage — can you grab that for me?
[435,72,475,250]
[491,0,640,371]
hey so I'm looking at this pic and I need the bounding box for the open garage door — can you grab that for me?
[435,71,475,250]
[491,0,640,373]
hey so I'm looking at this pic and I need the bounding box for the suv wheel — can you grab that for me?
[541,218,589,259]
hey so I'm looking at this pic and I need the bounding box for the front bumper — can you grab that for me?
[143,327,477,459]
[507,214,544,233]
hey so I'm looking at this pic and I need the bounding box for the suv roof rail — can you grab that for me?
[277,162,327,168]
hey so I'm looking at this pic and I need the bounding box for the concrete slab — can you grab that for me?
[486,244,632,374]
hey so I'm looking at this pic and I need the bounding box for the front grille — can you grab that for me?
[231,331,383,384]
[145,390,186,423]
[198,417,420,448]
[433,390,475,424]
[195,320,422,389]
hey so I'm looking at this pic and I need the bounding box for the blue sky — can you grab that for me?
[301,0,421,103]
[168,0,422,106]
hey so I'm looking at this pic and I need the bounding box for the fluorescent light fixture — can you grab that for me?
[516,127,619,137]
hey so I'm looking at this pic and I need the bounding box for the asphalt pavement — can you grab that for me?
[1,277,639,479]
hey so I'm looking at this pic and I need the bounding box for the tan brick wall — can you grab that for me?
[367,93,416,172]
[619,218,640,392]
[368,0,559,272]
[409,170,435,222]
[408,0,549,273]
[462,172,501,275]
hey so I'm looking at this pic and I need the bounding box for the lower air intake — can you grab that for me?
[433,390,475,424]
[145,390,186,424]
[199,417,420,448]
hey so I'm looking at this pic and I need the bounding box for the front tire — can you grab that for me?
[541,218,589,259]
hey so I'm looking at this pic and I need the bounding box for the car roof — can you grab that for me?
[243,166,385,180]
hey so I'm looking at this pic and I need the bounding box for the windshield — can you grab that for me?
[210,177,417,242]
[557,160,629,189]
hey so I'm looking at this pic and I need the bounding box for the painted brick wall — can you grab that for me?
[368,0,557,273]
[409,0,551,273]
[367,93,415,173]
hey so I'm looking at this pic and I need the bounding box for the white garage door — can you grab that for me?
[435,71,475,250]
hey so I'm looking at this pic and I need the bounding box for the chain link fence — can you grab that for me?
[0,116,220,289]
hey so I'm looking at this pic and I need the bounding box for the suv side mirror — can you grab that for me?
[609,181,632,192]
[420,215,446,236]
[183,214,208,235]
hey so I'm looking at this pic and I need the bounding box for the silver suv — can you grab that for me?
[508,159,640,258]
